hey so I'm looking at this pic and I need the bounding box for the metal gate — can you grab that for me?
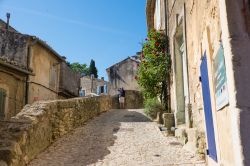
[200,53,217,162]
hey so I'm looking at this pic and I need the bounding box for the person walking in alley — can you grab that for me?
[118,87,125,109]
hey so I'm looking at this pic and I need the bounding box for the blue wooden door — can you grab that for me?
[200,53,217,162]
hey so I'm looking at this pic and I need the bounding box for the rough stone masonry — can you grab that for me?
[0,96,112,166]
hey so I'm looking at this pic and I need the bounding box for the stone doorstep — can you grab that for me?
[158,123,202,159]
[182,128,199,155]
[175,125,187,145]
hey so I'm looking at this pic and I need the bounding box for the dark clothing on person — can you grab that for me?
[120,89,125,97]
[118,88,125,97]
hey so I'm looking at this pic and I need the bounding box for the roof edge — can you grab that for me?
[106,56,140,71]
[30,36,65,62]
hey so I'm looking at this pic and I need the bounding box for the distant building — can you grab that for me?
[80,76,108,97]
[106,55,140,95]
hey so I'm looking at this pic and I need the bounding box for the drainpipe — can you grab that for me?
[164,0,171,112]
[183,3,192,127]
[25,46,31,104]
[25,38,38,104]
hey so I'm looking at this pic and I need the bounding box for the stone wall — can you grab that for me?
[112,90,144,109]
[167,0,223,163]
[59,62,80,97]
[28,43,61,104]
[0,29,29,70]
[0,67,26,120]
[106,58,140,96]
[0,96,112,166]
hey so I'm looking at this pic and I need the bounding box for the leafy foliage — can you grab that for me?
[144,98,163,119]
[70,62,89,75]
[89,59,98,78]
[137,30,170,111]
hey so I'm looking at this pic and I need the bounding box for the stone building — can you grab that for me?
[0,18,80,119]
[80,76,108,96]
[0,24,32,120]
[106,55,140,95]
[27,36,65,103]
[146,0,250,165]
[59,62,80,98]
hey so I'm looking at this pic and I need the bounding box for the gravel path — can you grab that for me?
[28,109,205,166]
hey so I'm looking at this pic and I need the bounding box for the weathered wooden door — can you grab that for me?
[200,53,217,162]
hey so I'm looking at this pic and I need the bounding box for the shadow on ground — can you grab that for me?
[28,109,150,166]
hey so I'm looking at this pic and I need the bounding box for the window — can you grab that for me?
[104,84,108,94]
[100,86,104,94]
[97,86,105,95]
[0,88,6,119]
[49,65,57,89]
[79,89,85,97]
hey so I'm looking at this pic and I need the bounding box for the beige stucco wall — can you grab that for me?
[219,0,250,165]
[28,43,61,103]
[107,59,140,96]
[147,0,250,164]
[168,0,235,165]
[0,67,26,120]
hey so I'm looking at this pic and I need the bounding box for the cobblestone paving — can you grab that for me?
[29,109,205,166]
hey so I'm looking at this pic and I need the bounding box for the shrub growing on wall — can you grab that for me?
[137,29,170,112]
[144,98,163,119]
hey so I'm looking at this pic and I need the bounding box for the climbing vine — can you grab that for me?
[137,29,171,112]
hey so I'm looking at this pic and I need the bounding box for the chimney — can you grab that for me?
[6,13,10,30]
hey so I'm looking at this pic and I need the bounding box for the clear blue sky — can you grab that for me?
[0,0,147,79]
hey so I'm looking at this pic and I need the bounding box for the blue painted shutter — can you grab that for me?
[97,86,100,95]
[104,84,107,94]
[200,54,218,162]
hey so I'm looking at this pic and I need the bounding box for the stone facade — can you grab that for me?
[0,19,80,119]
[146,0,250,165]
[0,26,32,120]
[111,90,144,109]
[106,56,140,95]
[0,66,27,120]
[0,96,112,166]
[27,38,64,103]
[80,76,108,96]
[59,62,81,98]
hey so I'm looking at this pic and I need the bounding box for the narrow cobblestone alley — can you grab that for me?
[28,109,205,166]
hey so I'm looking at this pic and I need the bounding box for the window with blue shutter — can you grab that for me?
[97,86,100,95]
[104,84,108,94]
[0,88,6,119]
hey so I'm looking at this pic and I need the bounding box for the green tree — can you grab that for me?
[70,62,89,75]
[89,59,98,78]
[137,30,170,112]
